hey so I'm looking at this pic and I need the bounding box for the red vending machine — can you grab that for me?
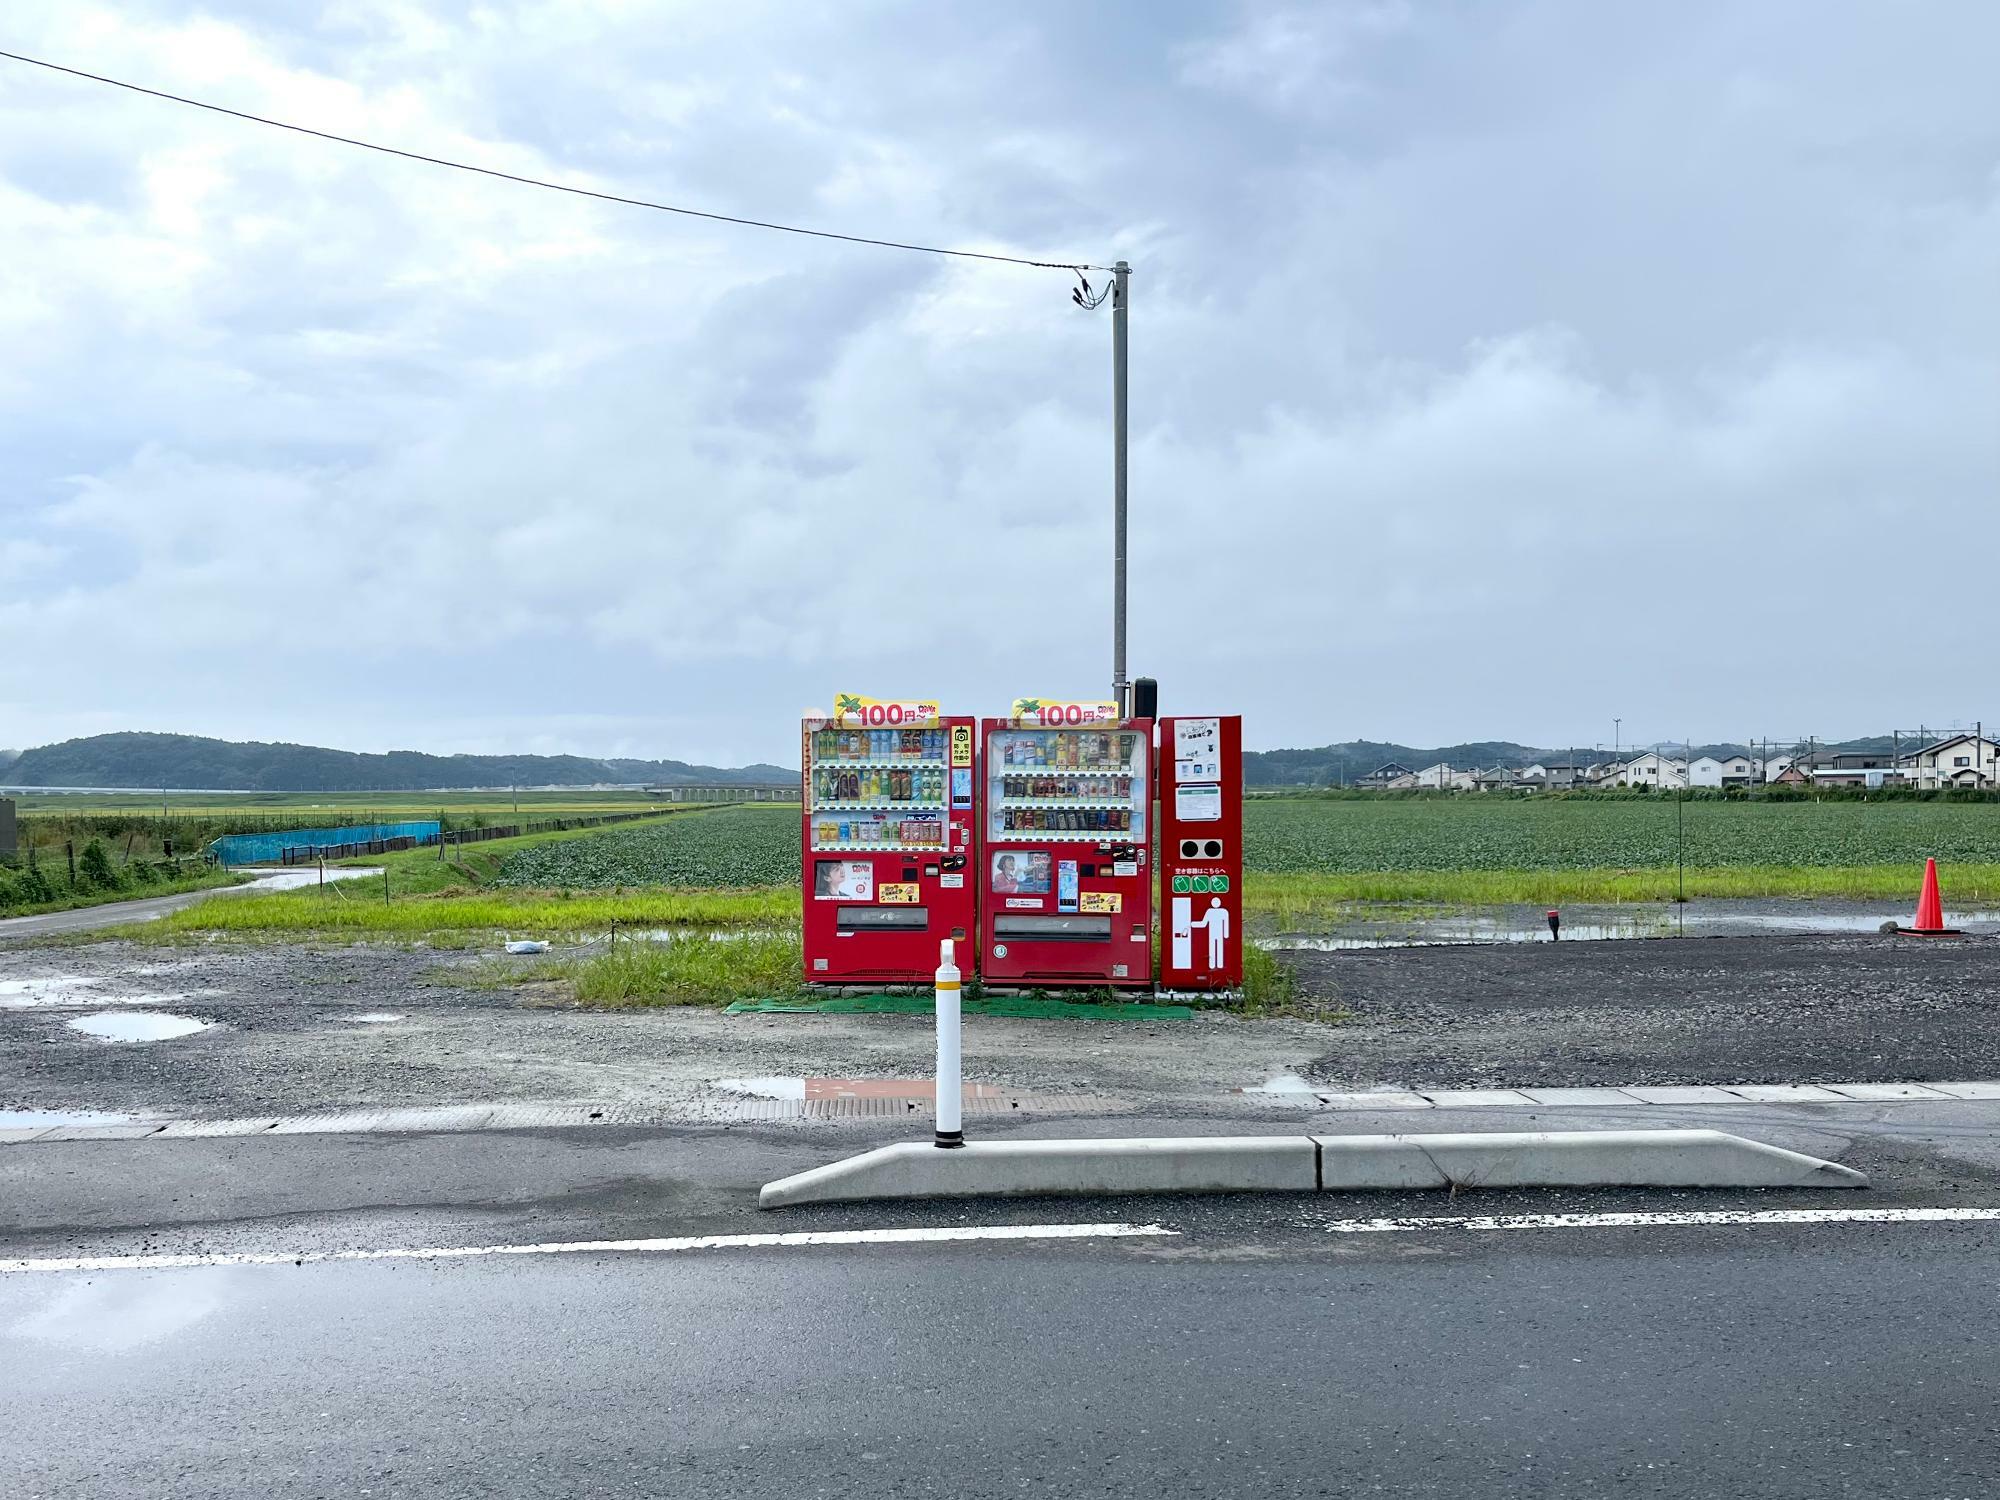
[979,703,1153,988]
[1158,714,1244,992]
[801,699,977,984]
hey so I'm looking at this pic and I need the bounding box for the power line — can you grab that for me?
[0,47,1108,274]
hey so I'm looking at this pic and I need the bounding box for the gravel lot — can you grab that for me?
[0,942,1323,1121]
[1294,933,2000,1089]
[6,933,2000,1122]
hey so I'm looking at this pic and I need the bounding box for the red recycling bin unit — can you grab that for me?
[978,703,1153,988]
[1157,714,1244,991]
[801,701,977,983]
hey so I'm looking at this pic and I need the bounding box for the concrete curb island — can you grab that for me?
[758,1129,1867,1208]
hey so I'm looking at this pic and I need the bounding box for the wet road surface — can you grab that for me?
[6,1196,1999,1498]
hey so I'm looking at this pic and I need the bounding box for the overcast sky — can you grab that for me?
[3,2,1995,764]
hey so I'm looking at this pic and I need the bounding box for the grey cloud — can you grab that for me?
[2,0,1995,763]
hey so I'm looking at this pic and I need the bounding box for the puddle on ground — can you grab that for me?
[345,1012,406,1023]
[1262,922,1667,951]
[0,976,106,1008]
[1,977,217,1009]
[11,1275,233,1351]
[1242,1074,1319,1094]
[714,1076,1009,1102]
[66,1012,212,1043]
[0,1108,133,1128]
[1257,902,2000,951]
[236,867,384,892]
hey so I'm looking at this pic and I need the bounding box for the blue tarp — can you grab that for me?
[212,821,441,865]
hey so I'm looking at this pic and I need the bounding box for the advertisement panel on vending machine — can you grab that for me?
[1158,714,1244,992]
[802,697,977,983]
[979,700,1153,987]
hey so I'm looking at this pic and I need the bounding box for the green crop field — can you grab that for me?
[1242,796,2000,873]
[492,805,801,889]
[478,796,2000,890]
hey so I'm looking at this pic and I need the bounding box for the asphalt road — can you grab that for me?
[6,1108,2000,1497]
[7,1210,1999,1498]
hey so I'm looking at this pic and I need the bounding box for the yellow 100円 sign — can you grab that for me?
[832,695,941,729]
[1009,699,1122,727]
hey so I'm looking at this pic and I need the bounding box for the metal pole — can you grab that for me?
[1111,259,1130,715]
[934,938,963,1148]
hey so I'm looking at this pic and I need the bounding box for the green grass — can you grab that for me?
[562,932,1299,1012]
[570,932,807,1007]
[0,866,242,920]
[128,885,794,943]
[1242,862,2000,924]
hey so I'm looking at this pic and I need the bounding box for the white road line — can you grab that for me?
[1325,1206,2000,1234]
[0,1220,1176,1274]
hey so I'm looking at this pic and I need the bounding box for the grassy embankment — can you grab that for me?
[1248,864,2000,926]
[0,864,244,920]
[3,789,683,920]
[136,809,789,942]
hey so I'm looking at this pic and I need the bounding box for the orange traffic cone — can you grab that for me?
[1906,858,1961,936]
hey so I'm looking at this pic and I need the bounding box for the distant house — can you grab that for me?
[1689,754,1756,788]
[1521,761,1594,789]
[1383,771,1420,790]
[1785,750,1909,788]
[1904,734,2000,790]
[1764,751,1905,788]
[1611,752,1688,789]
[1414,763,1474,791]
[1357,761,1416,790]
[1471,767,1519,792]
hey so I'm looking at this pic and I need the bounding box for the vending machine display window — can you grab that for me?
[978,719,1153,988]
[985,729,1148,844]
[807,726,950,853]
[801,715,977,984]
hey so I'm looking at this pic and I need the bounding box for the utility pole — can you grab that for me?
[1111,259,1131,716]
[1614,718,1621,760]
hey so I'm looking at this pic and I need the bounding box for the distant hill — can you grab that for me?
[0,748,18,770]
[3,733,795,792]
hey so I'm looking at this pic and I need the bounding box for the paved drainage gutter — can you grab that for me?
[757,1129,1866,1208]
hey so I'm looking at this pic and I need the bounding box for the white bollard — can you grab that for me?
[934,938,963,1148]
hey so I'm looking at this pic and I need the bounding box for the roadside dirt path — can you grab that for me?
[0,867,380,942]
